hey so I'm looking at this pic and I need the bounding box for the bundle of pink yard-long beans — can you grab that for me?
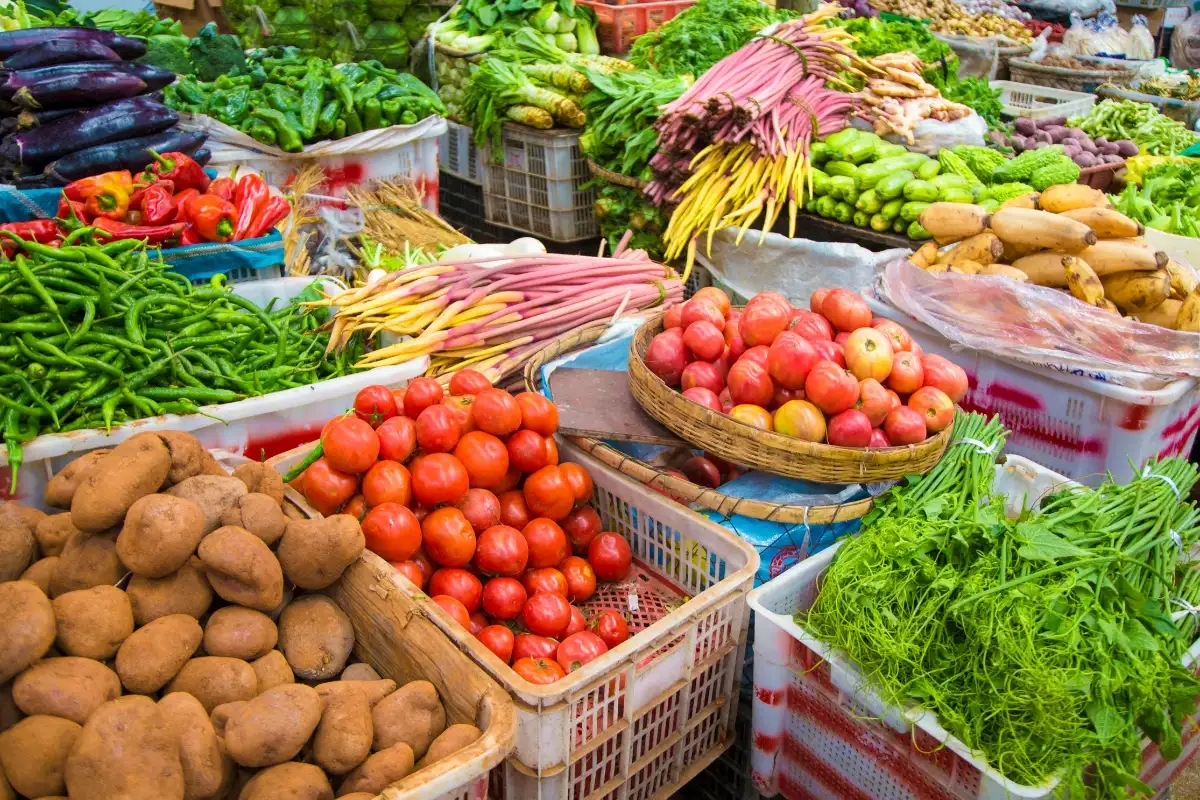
[308,237,683,382]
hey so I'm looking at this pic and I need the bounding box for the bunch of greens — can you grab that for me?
[78,8,183,37]
[1069,99,1200,156]
[628,0,796,78]
[1113,160,1200,238]
[579,67,689,180]
[434,0,599,54]
[464,56,586,152]
[592,182,667,260]
[835,16,952,64]
[805,412,1200,798]
[928,74,1004,130]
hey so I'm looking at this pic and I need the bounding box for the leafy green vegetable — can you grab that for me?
[1112,160,1200,238]
[834,16,951,64]
[579,67,688,179]
[79,8,183,37]
[929,75,1004,130]
[188,22,248,82]
[592,182,667,260]
[138,34,194,76]
[1069,99,1200,156]
[628,0,796,78]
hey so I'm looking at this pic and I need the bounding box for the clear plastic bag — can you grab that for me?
[878,258,1200,383]
[1171,3,1200,71]
[897,113,988,155]
[1130,14,1156,60]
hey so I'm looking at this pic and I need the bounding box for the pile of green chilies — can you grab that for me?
[805,412,1200,798]
[0,235,362,488]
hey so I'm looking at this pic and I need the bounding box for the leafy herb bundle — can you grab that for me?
[805,412,1200,798]
[627,0,796,78]
[579,67,689,180]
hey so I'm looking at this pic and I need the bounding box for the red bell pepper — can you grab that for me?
[145,149,210,193]
[170,189,199,223]
[232,173,269,240]
[140,183,176,226]
[64,170,134,221]
[91,217,186,245]
[179,226,203,246]
[129,178,172,217]
[181,193,236,242]
[0,219,62,256]
[57,194,90,224]
[245,195,291,239]
[208,167,238,203]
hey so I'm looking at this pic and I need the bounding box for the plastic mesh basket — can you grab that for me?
[992,80,1096,121]
[439,119,483,185]
[577,0,694,55]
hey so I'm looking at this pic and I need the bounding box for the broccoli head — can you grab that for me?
[359,21,410,68]
[138,34,193,76]
[188,22,248,82]
[403,5,440,43]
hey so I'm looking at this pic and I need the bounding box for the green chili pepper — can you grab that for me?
[250,108,304,153]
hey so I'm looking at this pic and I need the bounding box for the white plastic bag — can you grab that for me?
[1172,3,1200,70]
[891,113,988,155]
[1130,14,1156,59]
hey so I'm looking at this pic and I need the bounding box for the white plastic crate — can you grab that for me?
[867,296,1200,486]
[269,438,758,800]
[0,277,430,510]
[440,119,483,185]
[992,80,1095,121]
[747,454,1200,800]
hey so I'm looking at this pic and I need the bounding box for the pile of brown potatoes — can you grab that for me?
[0,431,481,800]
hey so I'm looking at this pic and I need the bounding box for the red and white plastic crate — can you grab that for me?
[576,0,694,55]
[868,295,1200,486]
[747,454,1200,800]
[271,438,758,800]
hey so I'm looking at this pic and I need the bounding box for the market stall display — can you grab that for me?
[1068,99,1200,156]
[867,0,1031,39]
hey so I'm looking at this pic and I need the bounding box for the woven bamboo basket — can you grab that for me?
[1009,57,1133,93]
[586,159,650,190]
[627,313,953,483]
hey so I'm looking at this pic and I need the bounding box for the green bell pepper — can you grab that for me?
[251,108,303,152]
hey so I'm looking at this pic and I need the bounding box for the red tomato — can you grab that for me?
[559,556,596,603]
[410,453,470,507]
[362,502,422,562]
[362,460,412,508]
[421,507,476,567]
[522,592,571,638]
[515,392,559,436]
[474,524,529,576]
[589,610,630,649]
[564,604,586,637]
[403,377,444,418]
[469,612,488,636]
[499,490,532,530]
[354,385,397,428]
[556,631,608,674]
[375,416,416,463]
[481,576,527,620]
[477,624,515,664]
[416,405,462,454]
[389,560,426,589]
[520,567,568,597]
[450,369,492,396]
[441,395,476,436]
[493,466,522,494]
[391,387,406,412]
[456,488,501,534]
[429,568,483,613]
[513,657,565,685]
[323,417,379,474]
[411,547,435,584]
[563,506,602,553]
[523,466,574,521]
[432,595,470,628]
[544,436,559,466]
[341,494,367,521]
[302,457,358,516]
[506,429,547,474]
[512,634,559,661]
[588,533,633,582]
[454,431,510,489]
[559,463,593,505]
[522,518,570,569]
[472,389,522,436]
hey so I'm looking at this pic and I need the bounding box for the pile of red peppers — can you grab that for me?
[3,150,292,251]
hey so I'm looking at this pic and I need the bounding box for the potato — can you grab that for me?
[277,518,365,591]
[210,701,247,738]
[0,581,56,682]
[0,715,80,797]
[418,724,482,769]
[43,451,108,510]
[0,762,12,800]
[338,794,374,800]
[372,681,445,759]
[156,431,207,486]
[127,557,213,625]
[251,650,294,693]
[232,463,285,506]
[221,494,287,547]
[278,595,355,681]
[115,614,203,694]
[48,528,123,597]
[336,743,414,796]
[204,607,278,661]
[158,692,233,800]
[224,684,323,768]
[34,513,78,558]
[198,450,229,477]
[313,684,371,775]
[12,658,121,724]
[52,585,134,660]
[166,476,247,534]
[20,556,57,594]
[116,494,207,578]
[315,680,396,709]
[71,433,172,534]
[340,663,381,681]
[0,502,44,535]
[238,761,332,800]
[196,526,283,612]
[0,517,35,582]
[166,657,258,713]
[0,683,19,733]
[65,695,184,800]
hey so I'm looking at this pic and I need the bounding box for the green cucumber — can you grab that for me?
[856,189,881,214]
[931,173,969,191]
[853,210,869,227]
[815,195,837,218]
[828,175,856,201]
[939,188,976,204]
[900,201,930,223]
[902,179,939,202]
[876,170,914,200]
[908,220,933,240]
[823,160,858,179]
[869,213,891,232]
[810,168,831,197]
[917,159,941,180]
[880,198,903,220]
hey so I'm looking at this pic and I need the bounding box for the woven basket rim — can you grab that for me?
[1009,57,1132,79]
[587,160,650,190]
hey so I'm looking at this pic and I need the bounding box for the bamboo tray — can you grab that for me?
[627,312,953,483]
[522,323,874,524]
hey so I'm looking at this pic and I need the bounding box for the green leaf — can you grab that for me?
[477,4,498,28]
[1014,521,1091,562]
[1122,617,1159,652]
[1086,701,1123,741]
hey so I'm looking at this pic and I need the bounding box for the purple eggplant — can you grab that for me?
[2,61,175,94]
[10,71,146,110]
[192,147,211,166]
[44,128,207,183]
[0,96,178,168]
[0,28,145,60]
[4,39,121,70]
[13,105,81,129]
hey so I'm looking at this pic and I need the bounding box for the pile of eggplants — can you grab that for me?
[0,27,210,187]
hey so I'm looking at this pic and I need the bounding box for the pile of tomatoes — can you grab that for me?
[292,373,635,686]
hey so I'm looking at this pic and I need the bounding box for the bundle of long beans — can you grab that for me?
[648,5,867,269]
[308,237,683,382]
